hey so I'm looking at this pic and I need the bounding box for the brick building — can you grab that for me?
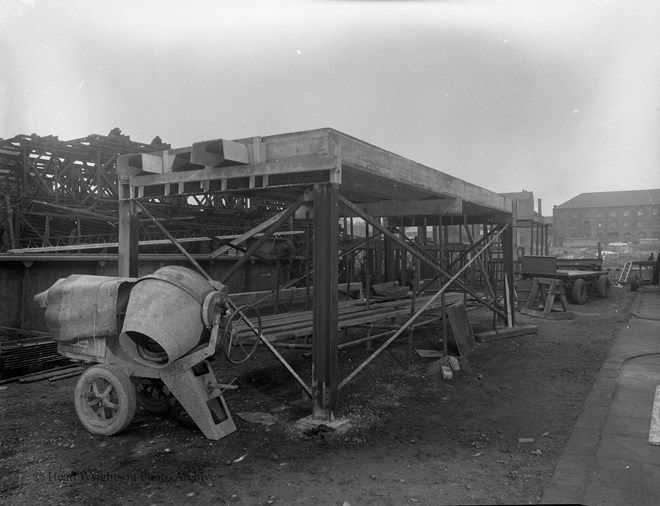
[553,189,660,246]
[500,191,549,255]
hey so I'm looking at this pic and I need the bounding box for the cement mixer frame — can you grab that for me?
[36,270,265,440]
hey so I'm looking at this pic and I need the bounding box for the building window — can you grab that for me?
[623,209,632,217]
[609,209,617,217]
[637,209,645,216]
[595,209,604,218]
[624,221,631,228]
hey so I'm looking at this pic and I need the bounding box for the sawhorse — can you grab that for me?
[519,277,575,320]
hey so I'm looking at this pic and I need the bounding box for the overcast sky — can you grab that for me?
[1,0,659,212]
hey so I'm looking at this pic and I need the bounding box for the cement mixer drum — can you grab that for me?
[119,266,227,368]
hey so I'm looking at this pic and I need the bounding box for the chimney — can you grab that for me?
[537,198,542,216]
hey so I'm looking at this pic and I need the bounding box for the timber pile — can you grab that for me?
[0,336,71,379]
[236,292,465,343]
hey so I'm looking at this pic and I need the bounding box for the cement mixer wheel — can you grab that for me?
[222,305,261,365]
[74,364,136,436]
[133,378,178,414]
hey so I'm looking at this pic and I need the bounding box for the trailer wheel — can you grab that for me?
[133,378,177,414]
[571,278,587,305]
[74,364,136,436]
[596,275,610,298]
[629,273,639,292]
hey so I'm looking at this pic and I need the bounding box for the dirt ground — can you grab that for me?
[0,284,637,506]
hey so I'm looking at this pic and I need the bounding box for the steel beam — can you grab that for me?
[217,196,304,284]
[338,225,507,390]
[339,195,506,319]
[312,183,339,420]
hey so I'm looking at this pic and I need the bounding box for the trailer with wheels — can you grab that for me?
[625,260,657,291]
[521,256,611,305]
[34,265,262,439]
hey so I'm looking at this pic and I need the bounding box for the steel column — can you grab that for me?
[118,198,138,277]
[384,232,395,282]
[501,222,516,328]
[312,183,339,420]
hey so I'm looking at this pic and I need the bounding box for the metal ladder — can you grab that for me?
[618,261,633,284]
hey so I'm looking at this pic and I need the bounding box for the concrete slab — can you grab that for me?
[582,385,614,406]
[603,414,653,439]
[596,433,660,465]
[573,404,610,429]
[642,493,660,506]
[640,462,660,495]
[582,484,642,506]
[607,394,654,421]
[540,485,585,505]
[541,289,660,504]
[562,427,601,456]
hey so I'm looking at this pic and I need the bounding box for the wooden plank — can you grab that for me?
[237,293,460,342]
[446,302,476,357]
[519,308,575,320]
[650,385,660,445]
[242,305,391,334]
[475,325,539,343]
[416,349,445,358]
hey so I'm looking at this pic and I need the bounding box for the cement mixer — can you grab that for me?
[34,266,261,440]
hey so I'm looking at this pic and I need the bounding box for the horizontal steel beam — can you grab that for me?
[340,198,463,218]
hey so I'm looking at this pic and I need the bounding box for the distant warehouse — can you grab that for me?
[553,189,660,247]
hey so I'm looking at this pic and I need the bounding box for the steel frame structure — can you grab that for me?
[117,128,516,420]
[0,131,273,253]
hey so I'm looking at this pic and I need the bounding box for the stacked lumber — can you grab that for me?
[0,336,71,379]
[236,292,464,343]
